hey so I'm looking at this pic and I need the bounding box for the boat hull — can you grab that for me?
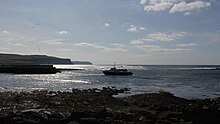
[103,71,133,76]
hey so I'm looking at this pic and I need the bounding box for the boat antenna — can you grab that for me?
[114,62,116,68]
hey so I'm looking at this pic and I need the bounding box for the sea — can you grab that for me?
[0,65,220,99]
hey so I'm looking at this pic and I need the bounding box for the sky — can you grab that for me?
[0,0,220,65]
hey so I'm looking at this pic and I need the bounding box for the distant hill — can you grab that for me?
[0,53,72,65]
[71,61,93,65]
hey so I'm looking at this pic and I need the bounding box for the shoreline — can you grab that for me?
[1,87,220,124]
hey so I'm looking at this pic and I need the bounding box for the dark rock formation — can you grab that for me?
[0,88,220,124]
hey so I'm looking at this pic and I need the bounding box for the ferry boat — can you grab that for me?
[103,64,133,76]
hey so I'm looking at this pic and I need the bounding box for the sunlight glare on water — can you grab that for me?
[0,65,220,99]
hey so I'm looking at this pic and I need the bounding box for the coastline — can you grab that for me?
[1,87,220,124]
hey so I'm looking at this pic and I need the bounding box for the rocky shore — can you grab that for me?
[0,87,220,124]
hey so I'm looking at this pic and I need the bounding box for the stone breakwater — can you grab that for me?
[0,87,220,124]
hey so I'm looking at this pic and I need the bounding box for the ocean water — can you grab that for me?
[0,65,220,99]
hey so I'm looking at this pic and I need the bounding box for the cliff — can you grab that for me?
[0,53,72,65]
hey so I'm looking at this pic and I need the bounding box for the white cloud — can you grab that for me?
[130,32,187,45]
[144,1,175,11]
[143,32,187,42]
[153,48,192,52]
[127,25,146,32]
[127,25,138,32]
[56,48,71,51]
[141,0,178,12]
[135,44,161,52]
[41,39,66,45]
[104,23,111,27]
[139,27,146,31]
[183,12,192,16]
[8,42,24,46]
[75,42,127,52]
[176,43,198,47]
[130,40,144,45]
[131,31,190,53]
[58,30,68,35]
[112,43,126,47]
[140,0,212,15]
[0,47,10,51]
[2,31,9,34]
[169,1,211,15]
[140,0,148,5]
[134,44,192,53]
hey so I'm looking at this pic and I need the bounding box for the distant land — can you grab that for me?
[0,53,92,65]
[71,61,92,65]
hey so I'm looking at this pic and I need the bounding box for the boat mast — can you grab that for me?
[113,62,116,68]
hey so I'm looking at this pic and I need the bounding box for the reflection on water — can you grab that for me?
[0,65,220,99]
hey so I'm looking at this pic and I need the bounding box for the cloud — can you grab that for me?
[32,23,40,28]
[176,43,198,47]
[134,44,192,53]
[0,47,10,51]
[56,48,71,51]
[127,25,146,32]
[153,48,192,52]
[40,39,67,45]
[183,12,192,16]
[127,27,138,32]
[112,43,126,47]
[130,40,144,45]
[75,42,127,52]
[131,32,187,48]
[143,32,187,42]
[2,31,10,34]
[58,30,68,35]
[104,23,111,27]
[140,0,212,15]
[140,0,177,11]
[8,42,24,46]
[140,0,148,5]
[131,31,191,53]
[144,1,175,11]
[139,27,146,31]
[169,1,211,15]
[135,44,161,52]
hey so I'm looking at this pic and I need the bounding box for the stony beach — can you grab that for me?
[0,87,220,124]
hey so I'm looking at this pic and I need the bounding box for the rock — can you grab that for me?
[2,88,220,124]
[158,111,170,119]
[183,109,220,124]
[47,91,57,96]
[80,117,100,124]
[155,119,172,124]
[13,117,39,124]
[67,121,79,124]
[44,118,69,124]
[111,120,126,124]
[0,113,13,124]
[70,112,89,121]
[12,111,48,124]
